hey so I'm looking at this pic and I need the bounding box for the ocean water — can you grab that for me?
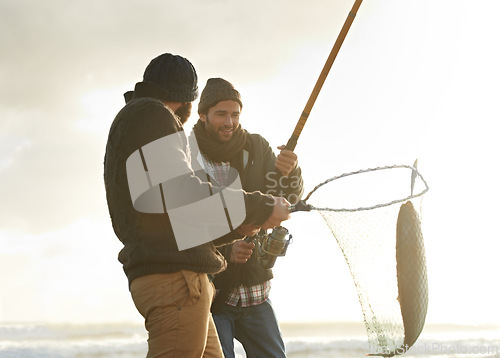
[0,322,499,358]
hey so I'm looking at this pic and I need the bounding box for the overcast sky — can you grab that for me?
[1,0,499,326]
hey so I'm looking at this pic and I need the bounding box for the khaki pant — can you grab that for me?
[130,271,223,358]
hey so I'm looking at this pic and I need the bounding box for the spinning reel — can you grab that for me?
[245,226,293,268]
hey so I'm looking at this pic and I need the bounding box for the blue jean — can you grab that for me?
[212,299,286,358]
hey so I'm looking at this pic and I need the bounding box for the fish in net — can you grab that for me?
[291,164,429,356]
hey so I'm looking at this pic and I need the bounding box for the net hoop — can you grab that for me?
[304,164,429,212]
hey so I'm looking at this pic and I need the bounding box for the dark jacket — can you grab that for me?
[209,133,304,291]
[103,83,275,286]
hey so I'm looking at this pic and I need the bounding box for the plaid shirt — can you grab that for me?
[201,154,272,307]
[223,280,271,307]
[199,154,231,186]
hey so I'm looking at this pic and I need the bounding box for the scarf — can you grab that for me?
[192,119,247,163]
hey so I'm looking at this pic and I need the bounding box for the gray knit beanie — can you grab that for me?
[143,53,198,102]
[198,78,243,115]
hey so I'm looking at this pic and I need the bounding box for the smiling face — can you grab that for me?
[200,100,241,143]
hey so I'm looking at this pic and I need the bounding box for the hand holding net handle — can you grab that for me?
[285,0,364,151]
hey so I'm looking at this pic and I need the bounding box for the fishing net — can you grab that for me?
[301,164,429,356]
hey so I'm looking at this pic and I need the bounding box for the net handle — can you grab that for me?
[285,0,365,151]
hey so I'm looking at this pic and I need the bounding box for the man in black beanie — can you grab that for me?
[192,78,304,358]
[104,54,291,358]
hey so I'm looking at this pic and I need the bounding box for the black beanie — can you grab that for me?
[142,53,198,103]
[123,90,134,103]
[198,78,243,115]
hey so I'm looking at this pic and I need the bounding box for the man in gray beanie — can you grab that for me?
[104,54,291,357]
[192,78,304,358]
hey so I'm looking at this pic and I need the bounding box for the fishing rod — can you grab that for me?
[244,0,366,263]
[285,0,364,151]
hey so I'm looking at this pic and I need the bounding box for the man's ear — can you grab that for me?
[200,113,207,123]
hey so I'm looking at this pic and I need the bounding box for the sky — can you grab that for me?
[1,0,499,327]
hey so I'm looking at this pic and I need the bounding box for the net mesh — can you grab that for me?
[306,165,428,356]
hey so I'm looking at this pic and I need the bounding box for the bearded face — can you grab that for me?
[200,100,241,143]
[175,102,193,125]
